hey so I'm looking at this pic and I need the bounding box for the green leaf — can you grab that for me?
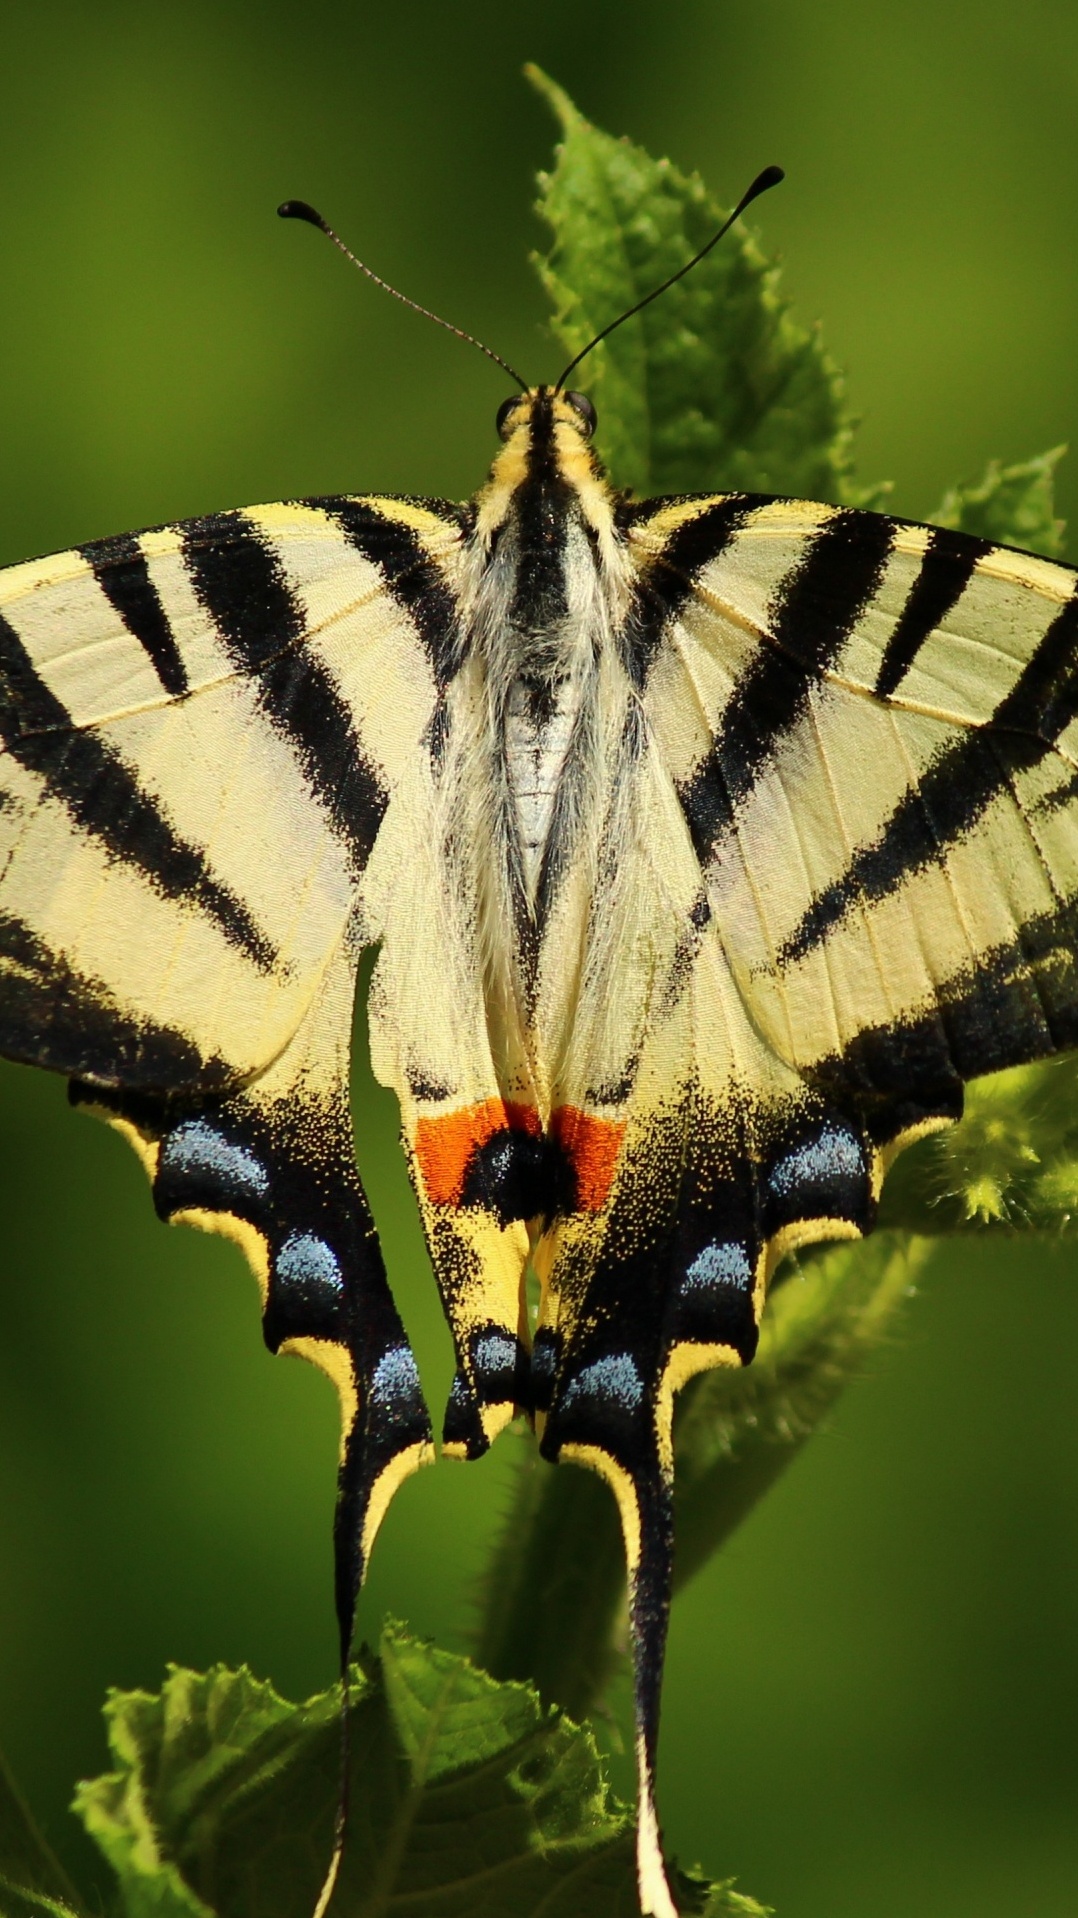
[880,1055,1078,1237]
[0,1746,84,1918]
[933,445,1067,557]
[527,65,862,504]
[72,1628,765,1917]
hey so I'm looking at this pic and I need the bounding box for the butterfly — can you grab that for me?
[2,164,1078,1918]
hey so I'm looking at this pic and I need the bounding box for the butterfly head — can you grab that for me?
[495,386,597,444]
[478,385,610,540]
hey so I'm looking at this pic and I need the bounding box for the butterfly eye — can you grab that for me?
[496,396,521,440]
[565,390,597,436]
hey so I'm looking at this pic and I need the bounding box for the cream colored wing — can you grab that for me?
[0,491,468,1653]
[634,496,1078,1126]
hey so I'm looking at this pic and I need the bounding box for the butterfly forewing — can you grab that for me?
[631,498,1078,1124]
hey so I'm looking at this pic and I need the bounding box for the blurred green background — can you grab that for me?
[1,2,1077,1913]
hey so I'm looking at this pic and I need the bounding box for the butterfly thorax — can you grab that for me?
[459,387,632,915]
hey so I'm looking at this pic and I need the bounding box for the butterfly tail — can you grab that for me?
[332,1342,436,1660]
[627,1466,679,1918]
[547,1429,678,1918]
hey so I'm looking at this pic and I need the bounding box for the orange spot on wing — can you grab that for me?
[414,1099,540,1207]
[551,1107,626,1212]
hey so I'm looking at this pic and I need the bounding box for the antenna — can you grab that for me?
[554,164,785,389]
[278,200,529,392]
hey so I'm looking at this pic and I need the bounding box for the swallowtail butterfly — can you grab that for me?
[2,171,1076,1916]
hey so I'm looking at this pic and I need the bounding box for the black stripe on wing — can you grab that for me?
[873,525,987,699]
[311,496,465,688]
[780,585,1078,967]
[80,532,190,698]
[0,613,278,973]
[678,508,896,862]
[620,494,757,686]
[182,512,388,871]
[0,910,231,1089]
[811,894,1078,1143]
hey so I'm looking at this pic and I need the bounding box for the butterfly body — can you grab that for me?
[3,372,1078,1917]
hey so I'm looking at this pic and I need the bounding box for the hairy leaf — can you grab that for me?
[881,1055,1078,1236]
[933,445,1067,558]
[72,1628,765,1917]
[527,65,860,504]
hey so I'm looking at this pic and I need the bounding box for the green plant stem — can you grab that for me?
[475,1436,626,1719]
[0,1741,83,1911]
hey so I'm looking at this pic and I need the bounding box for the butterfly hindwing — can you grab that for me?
[0,492,473,1629]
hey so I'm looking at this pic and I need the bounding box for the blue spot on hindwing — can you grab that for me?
[672,1234,759,1361]
[473,1332,517,1378]
[560,1352,644,1414]
[370,1344,423,1407]
[768,1123,864,1202]
[164,1119,269,1202]
[528,1328,560,1413]
[683,1241,753,1292]
[275,1232,343,1309]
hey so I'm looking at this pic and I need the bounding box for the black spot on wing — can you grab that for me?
[678,508,896,862]
[182,512,387,870]
[80,532,189,697]
[779,584,1078,965]
[0,911,231,1089]
[458,1125,576,1226]
[0,611,278,973]
[620,494,757,686]
[310,496,464,687]
[874,525,986,699]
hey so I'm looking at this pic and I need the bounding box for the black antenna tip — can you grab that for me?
[747,165,785,201]
[277,199,329,231]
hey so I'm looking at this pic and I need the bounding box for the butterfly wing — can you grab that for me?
[532,495,1078,1917]
[0,492,466,1647]
[637,496,1078,1131]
